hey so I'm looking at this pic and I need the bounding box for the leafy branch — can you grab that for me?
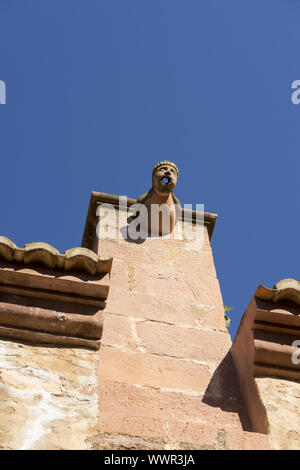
[224,305,234,328]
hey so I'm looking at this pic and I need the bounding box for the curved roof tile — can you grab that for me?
[0,236,112,275]
[255,278,300,306]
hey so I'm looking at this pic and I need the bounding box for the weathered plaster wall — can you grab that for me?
[255,377,300,450]
[0,339,99,450]
[94,208,269,450]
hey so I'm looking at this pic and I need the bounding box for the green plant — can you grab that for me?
[224,305,234,328]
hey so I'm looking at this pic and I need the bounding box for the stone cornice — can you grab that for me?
[81,191,218,251]
[0,237,113,350]
[231,279,300,433]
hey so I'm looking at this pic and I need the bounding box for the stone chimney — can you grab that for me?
[80,162,269,449]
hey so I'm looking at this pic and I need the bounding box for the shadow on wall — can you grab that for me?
[202,352,252,432]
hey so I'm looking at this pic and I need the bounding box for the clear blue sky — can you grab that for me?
[0,0,299,338]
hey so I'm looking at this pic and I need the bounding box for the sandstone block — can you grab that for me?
[168,420,217,447]
[137,321,231,363]
[98,346,212,393]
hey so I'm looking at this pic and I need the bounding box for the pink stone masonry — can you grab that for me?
[95,203,270,450]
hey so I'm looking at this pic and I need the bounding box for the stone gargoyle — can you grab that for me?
[134,161,181,236]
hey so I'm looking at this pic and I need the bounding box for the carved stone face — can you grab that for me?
[152,164,178,195]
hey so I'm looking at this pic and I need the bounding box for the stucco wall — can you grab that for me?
[255,376,300,450]
[0,339,99,450]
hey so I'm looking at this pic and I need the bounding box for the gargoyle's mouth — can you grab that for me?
[160,176,172,186]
